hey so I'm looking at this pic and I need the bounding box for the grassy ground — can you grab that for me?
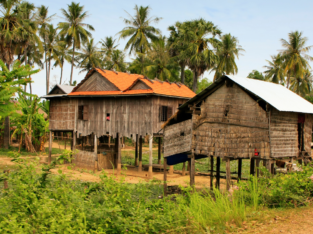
[0,146,64,157]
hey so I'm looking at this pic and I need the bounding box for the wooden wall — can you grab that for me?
[49,98,76,130]
[76,72,118,92]
[164,119,192,157]
[192,83,270,159]
[74,96,185,139]
[269,109,298,158]
[304,114,312,156]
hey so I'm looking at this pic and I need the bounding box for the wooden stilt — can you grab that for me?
[135,134,138,166]
[94,134,98,172]
[190,151,195,187]
[117,133,121,175]
[265,159,271,174]
[138,136,143,172]
[182,162,186,176]
[72,131,76,151]
[271,162,275,175]
[169,165,174,175]
[64,133,67,149]
[256,159,260,177]
[164,157,167,196]
[210,156,214,189]
[148,135,153,179]
[238,158,242,182]
[226,158,231,190]
[250,158,255,176]
[49,131,52,164]
[216,157,221,189]
[187,160,190,175]
[158,137,161,164]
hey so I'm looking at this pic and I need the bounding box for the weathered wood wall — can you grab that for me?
[74,96,184,139]
[269,109,298,158]
[304,114,312,156]
[76,72,118,92]
[72,150,96,170]
[49,98,76,130]
[164,119,192,157]
[192,83,270,159]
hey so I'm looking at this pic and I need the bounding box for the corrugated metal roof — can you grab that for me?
[57,84,75,94]
[180,75,313,114]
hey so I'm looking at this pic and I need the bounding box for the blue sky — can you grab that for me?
[30,0,313,97]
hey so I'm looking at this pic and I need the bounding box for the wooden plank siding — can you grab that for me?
[49,98,75,130]
[76,72,118,92]
[304,114,312,156]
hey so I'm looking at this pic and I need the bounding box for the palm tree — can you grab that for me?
[75,38,102,74]
[100,36,118,60]
[213,34,244,80]
[264,54,285,84]
[247,70,265,81]
[280,31,313,88]
[128,53,149,74]
[53,35,71,84]
[104,49,127,72]
[178,19,221,92]
[58,2,94,85]
[45,24,61,92]
[145,37,179,80]
[37,5,55,93]
[118,5,161,54]
[290,69,313,96]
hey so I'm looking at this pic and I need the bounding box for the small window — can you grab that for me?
[159,106,172,122]
[78,105,89,120]
[106,113,110,121]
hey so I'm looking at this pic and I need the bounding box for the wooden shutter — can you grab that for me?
[83,105,89,120]
[167,106,173,121]
[78,106,83,119]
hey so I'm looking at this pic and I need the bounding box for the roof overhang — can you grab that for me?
[67,93,191,99]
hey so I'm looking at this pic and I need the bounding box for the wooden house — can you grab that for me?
[44,68,195,177]
[162,75,313,190]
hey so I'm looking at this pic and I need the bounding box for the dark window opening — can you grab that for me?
[78,105,89,120]
[298,123,304,151]
[159,106,173,122]
[106,113,110,121]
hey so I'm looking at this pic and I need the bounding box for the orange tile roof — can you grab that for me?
[69,68,196,98]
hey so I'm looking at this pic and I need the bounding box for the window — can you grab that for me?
[159,106,172,122]
[106,113,110,121]
[78,105,89,120]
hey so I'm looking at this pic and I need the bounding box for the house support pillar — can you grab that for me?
[210,156,214,189]
[49,131,52,164]
[163,157,167,196]
[94,134,98,172]
[117,133,121,175]
[135,134,138,166]
[216,156,221,189]
[138,136,142,172]
[190,151,195,187]
[238,158,242,182]
[158,137,161,164]
[226,158,231,190]
[148,135,153,179]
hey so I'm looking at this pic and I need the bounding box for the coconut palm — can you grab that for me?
[100,36,118,60]
[178,19,221,92]
[118,5,161,54]
[104,49,127,72]
[128,53,149,75]
[53,35,71,84]
[58,2,94,84]
[280,31,313,88]
[247,70,265,81]
[75,38,102,74]
[213,34,244,80]
[290,69,313,96]
[145,37,179,81]
[264,54,285,84]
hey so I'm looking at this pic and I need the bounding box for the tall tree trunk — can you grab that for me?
[70,41,75,85]
[180,63,185,84]
[47,58,51,92]
[44,38,49,94]
[24,48,28,93]
[29,80,32,96]
[59,59,64,84]
[192,70,198,93]
[4,62,11,148]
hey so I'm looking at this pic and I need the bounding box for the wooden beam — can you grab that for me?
[190,151,195,187]
[238,158,242,182]
[138,136,143,172]
[117,133,121,175]
[164,157,167,196]
[182,162,186,176]
[158,137,161,164]
[256,159,260,177]
[210,156,214,189]
[135,134,138,166]
[216,157,221,189]
[94,134,98,172]
[49,131,52,164]
[250,158,255,176]
[226,158,231,190]
[148,135,153,179]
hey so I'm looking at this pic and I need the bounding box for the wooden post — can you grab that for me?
[226,158,231,190]
[271,162,275,175]
[265,159,271,174]
[210,156,214,189]
[256,159,260,177]
[187,160,190,175]
[64,133,67,149]
[135,134,138,166]
[82,136,84,151]
[250,158,255,176]
[148,135,153,179]
[164,157,167,196]
[182,162,186,176]
[117,134,121,175]
[169,165,174,175]
[48,131,52,164]
[190,152,195,187]
[158,137,161,164]
[238,158,242,182]
[94,134,98,172]
[216,157,221,189]
[72,131,76,151]
[138,136,143,172]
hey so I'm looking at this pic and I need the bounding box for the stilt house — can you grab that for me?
[44,68,195,177]
[162,75,313,190]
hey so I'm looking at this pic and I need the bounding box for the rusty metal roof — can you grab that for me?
[180,75,313,114]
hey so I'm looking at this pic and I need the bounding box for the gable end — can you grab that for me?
[76,72,119,92]
[130,80,151,90]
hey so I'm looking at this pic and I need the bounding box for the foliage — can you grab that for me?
[197,77,212,94]
[104,49,127,72]
[247,70,265,81]
[290,69,313,96]
[264,54,285,84]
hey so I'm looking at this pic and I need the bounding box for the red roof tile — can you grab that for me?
[69,68,196,98]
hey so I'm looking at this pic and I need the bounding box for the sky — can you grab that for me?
[30,0,313,97]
